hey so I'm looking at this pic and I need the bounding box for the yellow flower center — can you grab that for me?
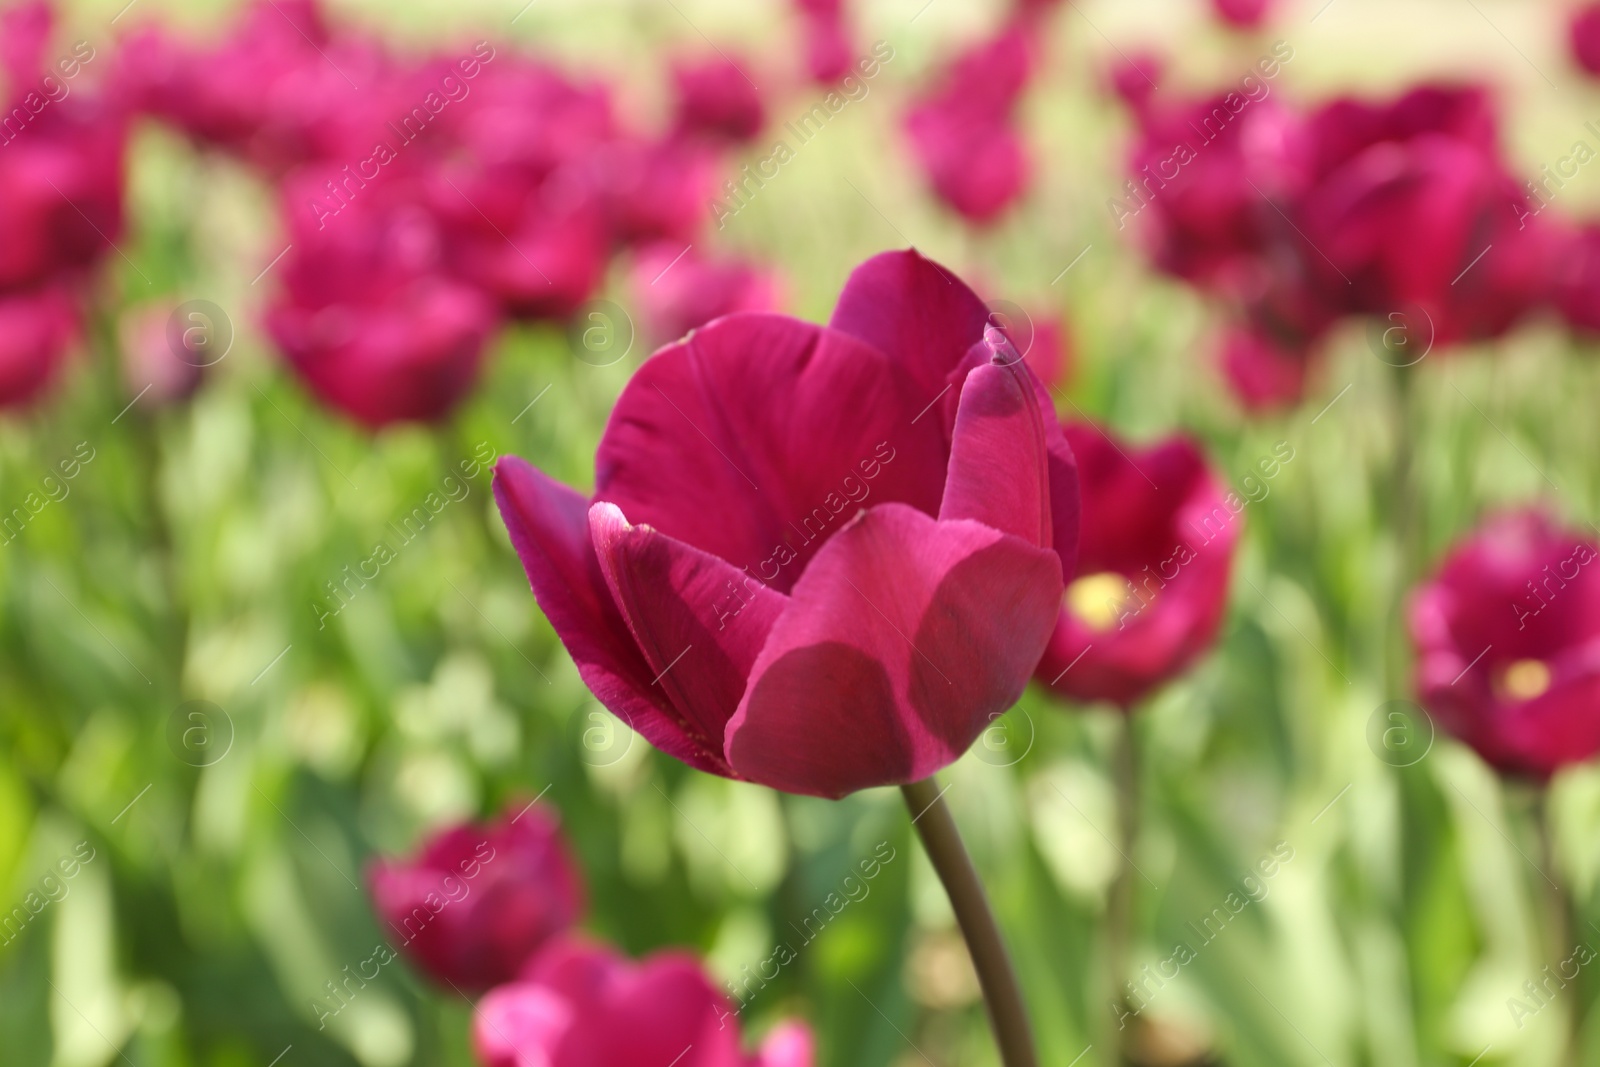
[1067,572,1133,631]
[1498,659,1552,702]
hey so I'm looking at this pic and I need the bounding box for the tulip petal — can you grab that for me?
[827,249,993,401]
[589,502,787,774]
[948,335,1080,576]
[939,359,1053,549]
[595,313,947,592]
[726,503,1062,797]
[558,954,743,1067]
[493,457,725,776]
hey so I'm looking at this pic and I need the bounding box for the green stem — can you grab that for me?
[1536,789,1581,1067]
[1106,714,1140,1065]
[902,777,1038,1067]
[1388,362,1419,693]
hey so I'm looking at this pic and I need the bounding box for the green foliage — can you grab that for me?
[5,2,1600,1065]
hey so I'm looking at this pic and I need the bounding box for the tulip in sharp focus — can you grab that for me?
[1410,510,1600,778]
[1038,423,1240,708]
[367,803,584,992]
[474,936,814,1067]
[495,250,1078,798]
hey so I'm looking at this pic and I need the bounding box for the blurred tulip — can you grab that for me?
[630,243,782,343]
[115,0,399,175]
[1572,2,1600,76]
[494,250,1077,798]
[1105,49,1165,115]
[1218,321,1313,411]
[368,803,584,993]
[1120,88,1298,289]
[1295,84,1545,345]
[1038,423,1238,708]
[597,135,719,246]
[671,53,764,144]
[1552,220,1600,336]
[0,284,76,410]
[119,301,203,405]
[0,103,127,289]
[0,0,51,89]
[1211,0,1273,29]
[475,937,814,1067]
[266,172,499,428]
[793,0,853,84]
[904,25,1036,225]
[1022,313,1074,390]
[1411,510,1600,778]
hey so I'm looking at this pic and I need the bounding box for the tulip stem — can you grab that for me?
[1106,714,1141,1065]
[1388,362,1420,692]
[1535,788,1583,1066]
[901,777,1038,1067]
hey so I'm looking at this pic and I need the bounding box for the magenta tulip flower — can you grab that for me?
[0,285,77,410]
[1104,49,1165,116]
[904,25,1037,225]
[118,301,202,407]
[1295,84,1548,346]
[630,243,782,344]
[0,21,126,291]
[367,803,584,992]
[1572,3,1600,76]
[495,250,1077,798]
[1553,221,1600,336]
[1218,321,1316,412]
[1211,0,1273,29]
[1038,423,1239,709]
[475,936,813,1067]
[265,171,499,428]
[671,53,765,144]
[1410,510,1600,778]
[792,0,853,85]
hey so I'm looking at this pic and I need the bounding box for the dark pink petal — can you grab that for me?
[827,249,993,402]
[595,313,947,592]
[725,504,1062,797]
[946,334,1080,577]
[367,803,584,992]
[1039,425,1238,709]
[589,502,789,776]
[493,458,727,775]
[557,953,743,1067]
[750,1022,815,1067]
[473,982,574,1067]
[939,359,1052,549]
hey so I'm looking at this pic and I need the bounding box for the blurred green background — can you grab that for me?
[7,1,1600,1065]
